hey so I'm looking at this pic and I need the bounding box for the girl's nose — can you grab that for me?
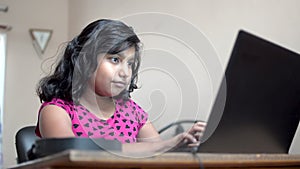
[118,64,130,78]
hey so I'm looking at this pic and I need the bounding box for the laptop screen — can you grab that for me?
[198,30,300,153]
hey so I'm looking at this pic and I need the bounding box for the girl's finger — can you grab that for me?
[181,132,197,143]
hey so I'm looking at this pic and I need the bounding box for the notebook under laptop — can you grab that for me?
[195,30,300,153]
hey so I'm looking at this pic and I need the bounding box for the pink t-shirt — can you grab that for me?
[35,98,148,143]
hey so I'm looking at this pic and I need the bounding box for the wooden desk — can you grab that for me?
[9,150,300,169]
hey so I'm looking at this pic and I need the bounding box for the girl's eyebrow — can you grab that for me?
[117,53,135,60]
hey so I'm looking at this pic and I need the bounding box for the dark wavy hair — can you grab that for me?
[37,19,141,104]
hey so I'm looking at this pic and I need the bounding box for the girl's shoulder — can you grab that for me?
[40,98,75,112]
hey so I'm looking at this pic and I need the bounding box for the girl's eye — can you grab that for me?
[110,57,119,63]
[128,61,134,66]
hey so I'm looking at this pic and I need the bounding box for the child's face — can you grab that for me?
[90,47,135,97]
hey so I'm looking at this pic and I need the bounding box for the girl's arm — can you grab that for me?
[122,121,206,154]
[38,105,75,138]
[137,120,162,142]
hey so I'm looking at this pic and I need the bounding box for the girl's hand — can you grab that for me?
[188,121,206,146]
[173,121,206,148]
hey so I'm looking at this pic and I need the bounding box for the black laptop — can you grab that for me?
[197,30,300,153]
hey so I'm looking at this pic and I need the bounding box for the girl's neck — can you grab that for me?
[79,89,116,120]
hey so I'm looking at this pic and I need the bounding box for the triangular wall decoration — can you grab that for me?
[29,28,52,55]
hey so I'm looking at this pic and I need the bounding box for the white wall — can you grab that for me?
[1,0,300,167]
[69,0,300,153]
[0,0,69,167]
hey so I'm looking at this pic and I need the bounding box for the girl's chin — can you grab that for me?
[108,90,126,98]
[95,88,126,98]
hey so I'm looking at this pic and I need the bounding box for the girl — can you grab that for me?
[35,19,206,154]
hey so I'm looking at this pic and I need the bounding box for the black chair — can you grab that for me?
[15,126,122,162]
[15,126,40,163]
